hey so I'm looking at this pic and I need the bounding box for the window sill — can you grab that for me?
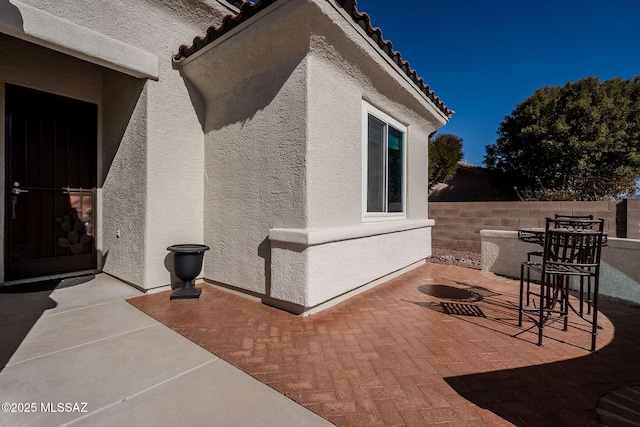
[362,213,406,223]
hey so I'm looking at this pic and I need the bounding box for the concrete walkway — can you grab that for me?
[0,274,331,426]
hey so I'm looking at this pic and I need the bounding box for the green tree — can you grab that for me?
[484,76,640,200]
[428,133,464,190]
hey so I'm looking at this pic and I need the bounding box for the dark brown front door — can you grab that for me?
[5,84,97,280]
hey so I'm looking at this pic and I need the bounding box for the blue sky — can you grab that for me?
[356,1,640,166]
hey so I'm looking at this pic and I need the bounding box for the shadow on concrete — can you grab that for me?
[0,275,94,371]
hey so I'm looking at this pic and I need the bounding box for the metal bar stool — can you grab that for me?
[519,217,604,352]
[522,214,594,308]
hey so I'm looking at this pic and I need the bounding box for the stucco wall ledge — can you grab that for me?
[481,229,640,305]
[0,0,159,79]
[269,219,435,247]
[480,230,517,239]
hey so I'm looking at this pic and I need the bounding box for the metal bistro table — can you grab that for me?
[518,227,608,246]
[517,227,546,245]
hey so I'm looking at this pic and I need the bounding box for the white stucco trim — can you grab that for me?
[299,259,425,316]
[0,0,159,79]
[269,219,434,246]
[480,230,516,239]
[270,223,433,307]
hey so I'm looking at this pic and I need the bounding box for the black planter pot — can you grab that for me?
[167,244,210,300]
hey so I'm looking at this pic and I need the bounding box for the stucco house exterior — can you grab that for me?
[1,0,451,313]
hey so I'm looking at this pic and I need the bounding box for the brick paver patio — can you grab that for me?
[129,262,640,426]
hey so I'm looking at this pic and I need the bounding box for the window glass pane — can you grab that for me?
[387,125,403,212]
[367,115,385,212]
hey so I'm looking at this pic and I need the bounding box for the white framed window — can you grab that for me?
[362,100,407,220]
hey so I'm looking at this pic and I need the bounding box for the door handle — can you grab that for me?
[11,187,29,195]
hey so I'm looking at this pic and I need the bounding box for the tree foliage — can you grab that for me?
[428,133,464,190]
[484,76,640,200]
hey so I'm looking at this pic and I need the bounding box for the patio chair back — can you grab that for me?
[554,214,594,220]
[543,218,604,275]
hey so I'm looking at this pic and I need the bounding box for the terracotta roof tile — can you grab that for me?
[174,0,452,117]
[339,0,452,117]
[174,0,278,59]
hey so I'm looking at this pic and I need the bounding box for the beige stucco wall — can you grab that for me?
[43,0,228,289]
[179,0,447,309]
[304,1,442,227]
[2,0,448,303]
[285,0,443,310]
[180,0,311,294]
[305,52,362,228]
[101,70,149,286]
[1,0,233,288]
[203,58,309,294]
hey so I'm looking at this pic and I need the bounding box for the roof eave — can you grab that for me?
[174,0,453,118]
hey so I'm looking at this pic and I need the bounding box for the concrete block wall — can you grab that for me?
[430,200,637,252]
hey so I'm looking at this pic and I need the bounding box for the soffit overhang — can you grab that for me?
[174,0,452,119]
[0,0,159,80]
